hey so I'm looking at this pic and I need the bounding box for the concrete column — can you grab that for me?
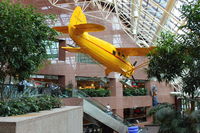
[146,107,153,123]
[108,78,123,97]
[58,76,65,88]
[108,78,124,121]
[145,80,152,95]
[114,109,124,118]
[65,75,77,89]
[59,40,66,61]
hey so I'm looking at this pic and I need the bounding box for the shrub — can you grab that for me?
[81,88,110,97]
[147,103,200,133]
[61,88,110,97]
[0,95,61,116]
[123,88,147,96]
[147,103,173,116]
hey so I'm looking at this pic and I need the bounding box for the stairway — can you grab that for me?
[74,90,129,133]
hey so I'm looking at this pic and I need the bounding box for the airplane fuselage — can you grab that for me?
[69,26,134,77]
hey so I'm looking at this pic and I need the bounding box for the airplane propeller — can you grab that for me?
[132,75,136,81]
[120,61,138,80]
[130,60,149,81]
[131,61,138,81]
[133,61,137,66]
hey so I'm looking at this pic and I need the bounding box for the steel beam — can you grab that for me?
[131,0,140,35]
[152,0,176,42]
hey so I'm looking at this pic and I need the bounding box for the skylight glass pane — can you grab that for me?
[154,0,168,8]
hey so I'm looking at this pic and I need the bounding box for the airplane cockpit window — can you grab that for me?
[113,50,116,55]
[118,52,120,56]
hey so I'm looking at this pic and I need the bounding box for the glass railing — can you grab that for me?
[73,89,132,126]
[0,84,39,100]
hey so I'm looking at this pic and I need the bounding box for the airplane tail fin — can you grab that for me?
[70,6,87,26]
[70,6,105,34]
[53,6,105,34]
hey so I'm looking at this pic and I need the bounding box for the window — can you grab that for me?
[113,34,122,47]
[113,51,116,55]
[46,41,59,60]
[118,52,121,56]
[76,53,97,64]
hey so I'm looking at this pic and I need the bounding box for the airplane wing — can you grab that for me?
[61,47,83,53]
[105,68,113,76]
[53,26,69,34]
[74,23,105,33]
[116,47,155,56]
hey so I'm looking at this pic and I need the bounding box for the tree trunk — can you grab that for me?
[0,85,3,100]
[9,75,12,84]
[0,82,5,101]
[191,100,195,112]
[190,94,195,112]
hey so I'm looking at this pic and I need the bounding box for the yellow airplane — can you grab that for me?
[53,6,155,78]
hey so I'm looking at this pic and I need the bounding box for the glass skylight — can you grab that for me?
[21,0,187,47]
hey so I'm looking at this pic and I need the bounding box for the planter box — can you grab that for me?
[0,106,83,133]
[144,124,160,133]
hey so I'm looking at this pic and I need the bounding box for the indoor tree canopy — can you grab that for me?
[0,0,57,99]
[147,0,200,100]
[0,0,57,83]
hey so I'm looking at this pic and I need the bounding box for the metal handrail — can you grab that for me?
[73,89,131,126]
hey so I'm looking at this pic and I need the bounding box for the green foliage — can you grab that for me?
[96,88,110,97]
[81,88,110,97]
[181,0,200,36]
[36,95,61,110]
[148,104,200,133]
[147,32,185,83]
[179,0,200,97]
[147,1,200,102]
[61,88,110,97]
[0,95,61,116]
[0,0,57,82]
[147,103,173,116]
[181,60,200,96]
[123,88,147,96]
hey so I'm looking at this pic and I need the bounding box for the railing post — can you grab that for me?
[72,88,78,97]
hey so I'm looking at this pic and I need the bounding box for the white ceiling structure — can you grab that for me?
[47,0,188,47]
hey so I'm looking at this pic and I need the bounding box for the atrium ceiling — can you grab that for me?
[19,0,188,47]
